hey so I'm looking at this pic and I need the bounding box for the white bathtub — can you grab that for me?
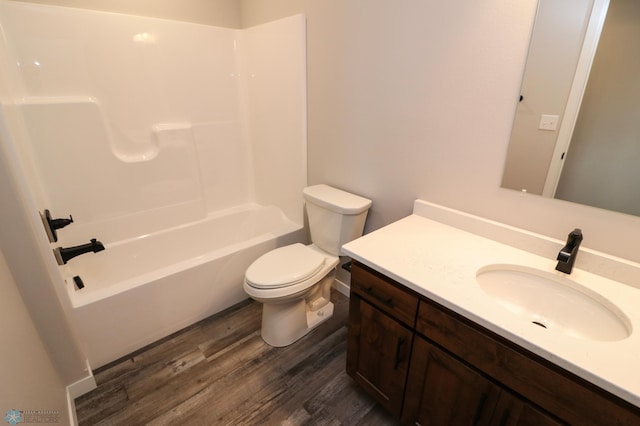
[63,204,302,368]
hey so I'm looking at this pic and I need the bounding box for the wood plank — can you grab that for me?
[74,382,128,426]
[175,327,349,424]
[305,372,380,425]
[103,333,271,424]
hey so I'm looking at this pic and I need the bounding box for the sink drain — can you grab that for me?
[532,320,548,329]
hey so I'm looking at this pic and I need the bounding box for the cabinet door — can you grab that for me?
[347,296,413,417]
[403,336,500,426]
[492,391,563,426]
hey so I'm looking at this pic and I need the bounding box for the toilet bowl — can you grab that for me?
[243,243,339,346]
[243,184,371,347]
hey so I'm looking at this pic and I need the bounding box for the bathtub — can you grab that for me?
[63,204,303,368]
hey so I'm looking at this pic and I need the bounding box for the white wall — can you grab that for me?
[240,0,640,263]
[0,1,307,244]
[9,0,241,28]
[0,2,248,244]
[242,16,308,225]
[0,249,71,425]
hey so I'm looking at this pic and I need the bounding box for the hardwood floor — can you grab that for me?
[74,290,399,425]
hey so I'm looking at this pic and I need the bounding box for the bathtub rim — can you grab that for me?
[62,203,302,308]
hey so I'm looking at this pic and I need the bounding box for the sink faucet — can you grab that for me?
[53,239,105,265]
[555,228,583,274]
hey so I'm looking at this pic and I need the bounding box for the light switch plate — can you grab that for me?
[539,114,560,131]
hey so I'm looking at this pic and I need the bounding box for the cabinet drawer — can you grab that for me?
[416,299,640,426]
[350,262,418,327]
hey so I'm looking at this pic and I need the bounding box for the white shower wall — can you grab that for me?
[242,17,308,225]
[0,1,306,245]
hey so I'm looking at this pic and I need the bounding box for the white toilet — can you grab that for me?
[243,184,372,347]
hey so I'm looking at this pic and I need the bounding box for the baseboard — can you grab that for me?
[66,391,78,426]
[332,256,353,297]
[66,359,97,425]
[67,359,97,398]
[332,278,350,297]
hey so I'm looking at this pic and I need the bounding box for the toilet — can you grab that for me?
[243,184,372,347]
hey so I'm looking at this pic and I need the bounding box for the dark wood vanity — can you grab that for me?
[346,261,640,425]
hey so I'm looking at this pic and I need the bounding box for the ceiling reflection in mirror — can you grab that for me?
[502,0,640,217]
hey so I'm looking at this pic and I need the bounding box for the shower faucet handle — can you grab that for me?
[40,209,74,243]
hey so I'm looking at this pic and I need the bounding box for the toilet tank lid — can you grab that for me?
[303,184,372,215]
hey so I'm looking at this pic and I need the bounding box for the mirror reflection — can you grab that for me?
[502,0,640,217]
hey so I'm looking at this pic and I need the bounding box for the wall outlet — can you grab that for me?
[539,114,560,131]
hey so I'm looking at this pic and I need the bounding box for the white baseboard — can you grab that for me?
[67,360,97,399]
[332,278,350,297]
[66,391,78,426]
[332,256,352,297]
[66,360,97,425]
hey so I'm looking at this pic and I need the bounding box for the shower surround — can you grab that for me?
[0,1,307,368]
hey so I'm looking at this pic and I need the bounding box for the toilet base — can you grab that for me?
[261,299,334,347]
[307,301,334,330]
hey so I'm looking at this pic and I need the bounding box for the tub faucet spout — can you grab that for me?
[54,238,105,265]
[555,228,582,274]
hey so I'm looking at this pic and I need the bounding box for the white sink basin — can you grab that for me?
[476,264,631,342]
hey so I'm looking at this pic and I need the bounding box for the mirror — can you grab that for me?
[502,0,640,217]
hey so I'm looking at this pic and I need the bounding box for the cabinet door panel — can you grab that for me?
[403,336,500,426]
[493,391,563,426]
[347,297,412,417]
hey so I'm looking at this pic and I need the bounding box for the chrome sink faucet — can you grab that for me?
[555,228,583,274]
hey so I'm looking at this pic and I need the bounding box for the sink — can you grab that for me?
[476,264,631,342]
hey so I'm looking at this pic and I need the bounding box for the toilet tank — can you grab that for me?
[303,184,372,256]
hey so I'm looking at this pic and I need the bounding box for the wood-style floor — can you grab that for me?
[74,290,399,425]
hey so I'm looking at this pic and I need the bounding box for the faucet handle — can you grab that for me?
[50,214,74,230]
[40,209,74,243]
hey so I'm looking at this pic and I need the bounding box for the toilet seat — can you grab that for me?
[245,243,326,289]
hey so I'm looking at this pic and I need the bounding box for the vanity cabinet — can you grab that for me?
[346,261,640,426]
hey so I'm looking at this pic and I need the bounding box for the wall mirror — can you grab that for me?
[501,0,640,217]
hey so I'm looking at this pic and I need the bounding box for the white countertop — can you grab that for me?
[342,207,640,407]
